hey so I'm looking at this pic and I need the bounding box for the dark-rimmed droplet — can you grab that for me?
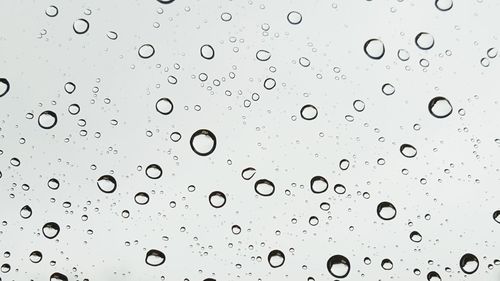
[209,191,226,208]
[300,104,318,120]
[20,205,32,219]
[287,11,302,25]
[415,32,435,50]
[241,167,256,180]
[428,96,453,118]
[145,249,166,266]
[190,129,216,156]
[42,222,60,239]
[73,19,89,34]
[145,164,162,179]
[200,44,215,60]
[29,251,43,263]
[377,201,397,220]
[138,44,155,59]
[364,39,385,59]
[134,192,150,205]
[400,144,417,158]
[156,98,173,115]
[268,249,285,268]
[97,175,117,193]
[310,176,328,194]
[254,179,275,196]
[0,78,10,97]
[38,111,57,129]
[327,255,350,278]
[460,253,479,274]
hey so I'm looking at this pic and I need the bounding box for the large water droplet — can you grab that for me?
[156,98,173,115]
[20,205,32,219]
[460,253,479,274]
[134,192,150,205]
[400,144,417,158]
[42,222,60,239]
[493,210,500,223]
[268,250,285,268]
[190,129,216,156]
[73,19,89,34]
[50,272,68,281]
[138,44,155,59]
[209,191,226,208]
[300,104,318,120]
[45,5,59,17]
[200,44,215,60]
[38,110,57,129]
[435,0,453,11]
[415,32,435,50]
[47,178,60,190]
[145,164,162,179]
[381,258,393,270]
[377,201,397,220]
[364,39,385,60]
[145,249,166,266]
[29,251,43,263]
[310,176,328,194]
[254,179,275,196]
[287,11,302,25]
[241,167,256,180]
[427,271,441,281]
[410,231,422,243]
[0,78,10,97]
[428,96,453,118]
[97,175,117,193]
[327,255,350,278]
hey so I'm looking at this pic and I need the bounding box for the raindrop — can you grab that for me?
[145,164,162,179]
[397,49,410,61]
[200,44,215,60]
[382,83,395,95]
[209,191,226,208]
[381,259,393,270]
[50,273,68,281]
[268,250,285,268]
[339,159,350,170]
[428,96,453,118]
[38,111,58,129]
[0,78,10,97]
[353,100,365,112]
[73,19,89,34]
[287,11,302,25]
[45,5,58,17]
[190,129,217,156]
[327,255,350,278]
[64,82,76,94]
[460,253,479,274]
[221,12,232,21]
[427,271,441,281]
[29,251,43,263]
[42,222,60,239]
[410,231,422,242]
[300,104,318,120]
[310,176,328,194]
[415,32,435,50]
[1,264,10,273]
[20,205,32,219]
[334,184,346,194]
[134,192,150,205]
[47,178,60,190]
[138,44,155,59]
[256,50,271,61]
[487,47,498,58]
[254,179,275,196]
[241,167,256,180]
[435,0,453,11]
[493,210,500,223]
[377,201,397,220]
[400,144,417,158]
[231,225,241,234]
[299,57,310,67]
[263,78,276,90]
[155,98,173,115]
[145,249,166,266]
[97,175,117,193]
[106,31,118,40]
[364,39,385,59]
[157,0,175,3]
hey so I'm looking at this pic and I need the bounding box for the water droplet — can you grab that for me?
[47,178,60,190]
[106,31,118,40]
[287,11,302,24]
[45,5,58,17]
[145,164,162,179]
[38,111,57,129]
[0,78,10,97]
[327,255,350,278]
[480,57,490,67]
[334,184,346,194]
[263,78,276,90]
[254,179,275,196]
[209,191,226,208]
[256,50,271,61]
[42,222,60,239]
[231,225,241,234]
[487,47,498,58]
[299,57,311,67]
[460,253,479,274]
[155,98,173,115]
[353,100,365,112]
[428,96,453,118]
[300,104,318,120]
[410,231,422,242]
[50,272,68,281]
[157,0,175,3]
[339,159,350,170]
[190,129,216,156]
[268,250,285,268]
[427,271,441,281]
[381,259,393,270]
[400,144,417,158]
[310,176,328,194]
[221,12,232,21]
[415,32,435,50]
[435,0,453,11]
[241,167,256,180]
[397,49,410,61]
[64,82,76,94]
[493,210,500,223]
[73,19,89,34]
[145,249,166,266]
[364,39,385,60]
[134,192,150,205]
[20,205,32,219]
[1,264,10,273]
[29,251,43,263]
[200,44,215,60]
[97,175,117,193]
[377,201,397,220]
[138,44,155,59]
[382,83,395,95]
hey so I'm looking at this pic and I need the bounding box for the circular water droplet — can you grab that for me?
[241,167,256,180]
[1,264,10,273]
[42,222,60,239]
[377,201,397,220]
[415,32,435,50]
[299,57,311,67]
[0,78,10,98]
[50,272,68,281]
[327,255,350,278]
[47,178,60,190]
[397,49,410,61]
[339,159,350,170]
[435,0,453,11]
[200,44,215,60]
[97,175,117,193]
[155,98,173,115]
[134,192,150,205]
[45,5,58,17]
[138,44,155,59]
[263,78,276,90]
[107,31,118,40]
[64,82,76,94]
[287,11,302,24]
[20,205,32,219]
[480,57,490,67]
[309,216,319,226]
[29,251,43,263]
[231,225,241,234]
[254,179,275,196]
[221,12,232,21]
[410,231,422,242]
[300,104,318,120]
[73,19,89,34]
[382,83,395,95]
[487,47,497,58]
[353,100,365,112]
[364,39,385,60]
[256,50,271,61]
[209,191,226,208]
[428,96,453,118]
[38,111,57,129]
[400,144,417,158]
[381,259,393,270]
[268,250,285,268]
[145,249,166,266]
[493,210,500,223]
[460,253,479,274]
[157,0,175,3]
[334,184,346,194]
[145,164,162,179]
[310,176,328,194]
[427,271,441,281]
[190,129,216,156]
